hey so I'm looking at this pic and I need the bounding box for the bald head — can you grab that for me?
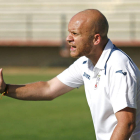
[69,9,109,39]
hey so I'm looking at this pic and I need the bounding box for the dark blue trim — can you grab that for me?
[104,45,119,75]
[104,45,133,75]
[117,48,133,64]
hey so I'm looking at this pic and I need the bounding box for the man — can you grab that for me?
[0,9,140,140]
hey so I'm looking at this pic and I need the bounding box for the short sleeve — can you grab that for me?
[109,67,137,113]
[57,58,84,88]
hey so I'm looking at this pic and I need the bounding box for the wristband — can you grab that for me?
[1,84,9,99]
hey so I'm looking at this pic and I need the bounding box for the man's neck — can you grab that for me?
[87,39,108,66]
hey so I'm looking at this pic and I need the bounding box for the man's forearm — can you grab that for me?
[5,81,52,101]
[110,122,135,140]
[0,68,73,101]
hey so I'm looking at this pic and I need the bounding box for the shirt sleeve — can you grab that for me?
[109,66,137,113]
[57,58,84,88]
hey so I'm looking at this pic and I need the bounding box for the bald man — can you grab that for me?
[0,9,140,140]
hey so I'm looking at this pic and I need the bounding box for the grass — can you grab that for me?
[0,69,96,140]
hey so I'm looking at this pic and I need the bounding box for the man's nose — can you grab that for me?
[66,34,74,43]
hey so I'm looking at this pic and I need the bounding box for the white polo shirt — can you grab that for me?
[57,39,140,140]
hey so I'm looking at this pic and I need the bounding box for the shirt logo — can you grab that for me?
[83,61,87,64]
[116,70,127,75]
[94,75,101,89]
[83,72,90,80]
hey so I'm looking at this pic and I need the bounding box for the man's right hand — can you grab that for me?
[0,68,6,93]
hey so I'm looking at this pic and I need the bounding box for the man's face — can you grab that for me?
[66,18,94,58]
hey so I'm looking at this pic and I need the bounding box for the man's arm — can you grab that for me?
[0,69,74,100]
[110,107,136,140]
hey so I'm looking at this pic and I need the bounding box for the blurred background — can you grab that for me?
[0,0,140,140]
[0,0,140,67]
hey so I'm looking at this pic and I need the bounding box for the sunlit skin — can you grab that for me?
[67,18,93,58]
[66,9,109,66]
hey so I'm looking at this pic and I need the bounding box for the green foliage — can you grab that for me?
[1,74,96,140]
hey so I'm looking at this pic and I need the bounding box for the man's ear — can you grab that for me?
[93,34,101,45]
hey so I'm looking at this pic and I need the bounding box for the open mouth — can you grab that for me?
[70,46,76,51]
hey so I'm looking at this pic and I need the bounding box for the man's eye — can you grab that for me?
[72,33,77,35]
